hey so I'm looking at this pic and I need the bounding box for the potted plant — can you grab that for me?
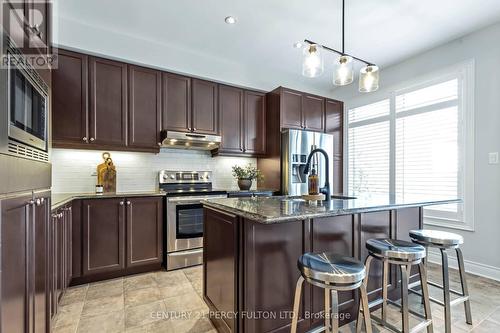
[232,164,263,190]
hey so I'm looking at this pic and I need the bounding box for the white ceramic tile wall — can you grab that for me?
[51,148,257,193]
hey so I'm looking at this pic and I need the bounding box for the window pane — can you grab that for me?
[395,106,459,214]
[348,99,390,123]
[396,79,458,113]
[348,121,390,193]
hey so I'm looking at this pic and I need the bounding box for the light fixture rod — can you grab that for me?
[303,39,374,66]
[342,0,345,54]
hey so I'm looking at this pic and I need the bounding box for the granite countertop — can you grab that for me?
[51,191,166,210]
[202,193,460,224]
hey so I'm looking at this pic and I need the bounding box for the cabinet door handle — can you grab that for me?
[157,142,161,146]
[126,201,131,206]
[119,201,124,206]
[187,127,191,131]
[193,128,197,132]
[90,137,95,142]
[82,137,88,142]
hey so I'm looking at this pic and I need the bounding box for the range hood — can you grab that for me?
[160,130,221,151]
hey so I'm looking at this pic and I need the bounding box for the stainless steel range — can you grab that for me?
[159,170,227,270]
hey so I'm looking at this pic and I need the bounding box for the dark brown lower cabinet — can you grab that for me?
[71,196,163,284]
[204,207,423,333]
[1,191,50,333]
[82,198,126,276]
[50,203,72,320]
[126,197,163,268]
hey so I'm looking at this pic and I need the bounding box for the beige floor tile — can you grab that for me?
[168,316,215,333]
[125,287,163,308]
[487,306,500,324]
[154,270,190,288]
[53,323,78,333]
[77,311,125,333]
[125,300,167,329]
[60,285,89,306]
[159,281,196,299]
[86,279,124,301]
[183,266,202,281]
[54,302,84,328]
[82,295,124,318]
[470,319,500,332]
[125,273,159,291]
[163,292,207,313]
[125,319,173,333]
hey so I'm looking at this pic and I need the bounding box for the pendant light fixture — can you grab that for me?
[302,44,324,78]
[359,65,379,92]
[301,0,379,92]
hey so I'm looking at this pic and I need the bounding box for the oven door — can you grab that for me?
[166,195,227,252]
[7,54,48,151]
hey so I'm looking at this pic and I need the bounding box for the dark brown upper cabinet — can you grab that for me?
[162,73,191,133]
[244,91,266,155]
[302,94,325,132]
[126,197,163,268]
[325,99,344,194]
[128,65,162,150]
[82,198,126,276]
[280,88,325,132]
[281,89,303,129]
[89,56,128,147]
[52,49,89,146]
[217,86,266,156]
[192,79,219,135]
[218,85,244,154]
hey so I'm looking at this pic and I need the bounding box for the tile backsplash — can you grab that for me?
[51,148,257,193]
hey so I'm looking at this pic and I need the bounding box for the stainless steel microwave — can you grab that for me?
[1,45,49,162]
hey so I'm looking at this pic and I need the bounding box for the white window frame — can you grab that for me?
[344,60,475,231]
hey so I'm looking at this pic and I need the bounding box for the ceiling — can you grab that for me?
[54,0,500,96]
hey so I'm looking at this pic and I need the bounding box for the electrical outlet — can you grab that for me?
[489,152,499,165]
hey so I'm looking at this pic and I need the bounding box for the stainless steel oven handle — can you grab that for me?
[168,248,203,256]
[167,195,227,203]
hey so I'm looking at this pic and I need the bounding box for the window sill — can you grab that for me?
[424,218,474,232]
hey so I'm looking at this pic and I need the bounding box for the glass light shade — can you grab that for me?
[333,55,354,86]
[359,65,380,93]
[302,44,324,78]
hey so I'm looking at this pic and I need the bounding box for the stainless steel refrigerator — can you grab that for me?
[281,129,334,196]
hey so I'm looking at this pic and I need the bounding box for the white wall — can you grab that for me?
[333,22,500,280]
[51,148,257,193]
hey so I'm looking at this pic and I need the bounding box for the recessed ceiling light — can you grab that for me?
[225,16,237,24]
[293,41,303,49]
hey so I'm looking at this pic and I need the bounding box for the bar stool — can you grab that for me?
[409,229,472,333]
[357,239,433,333]
[291,253,372,333]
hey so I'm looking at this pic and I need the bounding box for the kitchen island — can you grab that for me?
[202,193,458,333]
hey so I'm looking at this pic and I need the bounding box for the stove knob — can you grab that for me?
[170,175,175,179]
[200,176,205,180]
[206,175,210,180]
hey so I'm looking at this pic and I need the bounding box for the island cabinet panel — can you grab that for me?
[82,198,126,276]
[310,215,356,327]
[162,73,192,132]
[128,65,162,150]
[203,208,239,333]
[52,49,89,146]
[218,85,244,154]
[126,197,163,268]
[192,79,219,135]
[89,56,128,147]
[241,218,309,333]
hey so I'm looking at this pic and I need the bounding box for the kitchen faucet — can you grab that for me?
[303,148,331,202]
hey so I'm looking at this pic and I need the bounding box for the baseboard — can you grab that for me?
[427,250,500,282]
